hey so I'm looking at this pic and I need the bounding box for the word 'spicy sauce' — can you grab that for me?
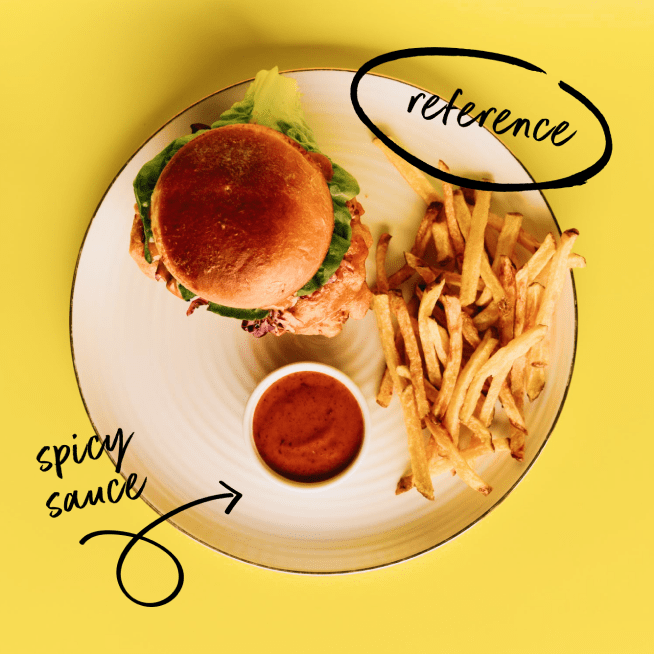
[252,371,364,483]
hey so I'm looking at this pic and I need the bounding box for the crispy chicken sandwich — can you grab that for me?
[129,68,372,337]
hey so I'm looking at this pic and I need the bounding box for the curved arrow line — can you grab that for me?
[80,481,242,607]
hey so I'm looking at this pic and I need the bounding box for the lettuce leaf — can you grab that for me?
[132,68,359,316]
[206,304,269,320]
[177,283,196,301]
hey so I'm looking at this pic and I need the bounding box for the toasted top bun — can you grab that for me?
[150,123,334,309]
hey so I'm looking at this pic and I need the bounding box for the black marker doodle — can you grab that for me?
[80,481,242,607]
[350,47,612,191]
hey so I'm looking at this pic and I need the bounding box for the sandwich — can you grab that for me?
[129,68,372,337]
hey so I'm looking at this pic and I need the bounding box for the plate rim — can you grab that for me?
[69,67,579,575]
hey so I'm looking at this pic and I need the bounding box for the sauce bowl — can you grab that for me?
[243,362,370,490]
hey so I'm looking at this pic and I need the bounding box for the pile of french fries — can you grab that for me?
[371,138,584,501]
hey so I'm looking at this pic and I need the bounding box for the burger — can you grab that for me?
[129,68,372,337]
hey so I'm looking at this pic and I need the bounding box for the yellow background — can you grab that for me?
[3,0,652,652]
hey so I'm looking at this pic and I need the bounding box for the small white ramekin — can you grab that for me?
[243,362,370,491]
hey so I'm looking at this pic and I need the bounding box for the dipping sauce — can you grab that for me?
[252,371,365,483]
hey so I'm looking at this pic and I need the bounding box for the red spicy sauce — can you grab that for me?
[252,371,364,483]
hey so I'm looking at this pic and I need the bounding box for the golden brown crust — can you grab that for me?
[150,123,334,308]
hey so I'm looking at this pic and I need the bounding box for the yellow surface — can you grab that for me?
[3,0,652,652]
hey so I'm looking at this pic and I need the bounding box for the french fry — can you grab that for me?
[524,282,546,400]
[463,416,494,451]
[486,211,540,253]
[372,293,406,394]
[387,264,415,289]
[452,189,504,308]
[405,252,484,291]
[372,138,441,204]
[428,318,449,367]
[510,267,529,401]
[375,233,392,293]
[479,365,514,427]
[424,377,440,401]
[438,161,466,261]
[525,282,545,331]
[373,137,442,205]
[526,349,547,401]
[401,385,434,500]
[536,229,579,334]
[376,367,394,408]
[478,212,523,305]
[461,311,481,348]
[521,232,556,284]
[459,188,491,306]
[414,202,441,255]
[508,273,528,461]
[534,250,586,287]
[390,291,430,418]
[460,325,548,424]
[494,213,524,266]
[478,253,506,307]
[509,394,527,461]
[397,365,412,380]
[443,329,497,446]
[397,429,512,494]
[418,280,446,387]
[425,418,492,495]
[431,208,455,264]
[569,253,586,269]
[432,295,463,419]
[498,256,516,346]
[498,381,528,434]
[386,202,441,288]
[472,300,500,331]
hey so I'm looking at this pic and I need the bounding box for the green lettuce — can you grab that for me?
[177,284,268,320]
[133,67,359,318]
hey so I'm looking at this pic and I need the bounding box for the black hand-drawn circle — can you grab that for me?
[350,48,612,191]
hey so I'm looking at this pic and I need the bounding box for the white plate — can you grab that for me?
[71,69,577,573]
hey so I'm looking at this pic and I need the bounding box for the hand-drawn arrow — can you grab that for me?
[80,481,242,607]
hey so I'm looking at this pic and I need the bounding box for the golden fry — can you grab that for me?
[373,137,442,205]
[443,329,497,446]
[418,280,446,387]
[432,295,463,419]
[376,367,394,408]
[400,385,434,500]
[498,256,516,346]
[478,253,506,307]
[521,232,556,284]
[414,202,441,256]
[375,233,392,293]
[459,189,491,306]
[438,161,466,260]
[486,211,540,253]
[431,209,455,264]
[425,418,492,495]
[498,381,527,434]
[461,311,481,348]
[478,212,523,305]
[372,293,406,394]
[390,291,430,418]
[536,229,579,333]
[460,325,548,424]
